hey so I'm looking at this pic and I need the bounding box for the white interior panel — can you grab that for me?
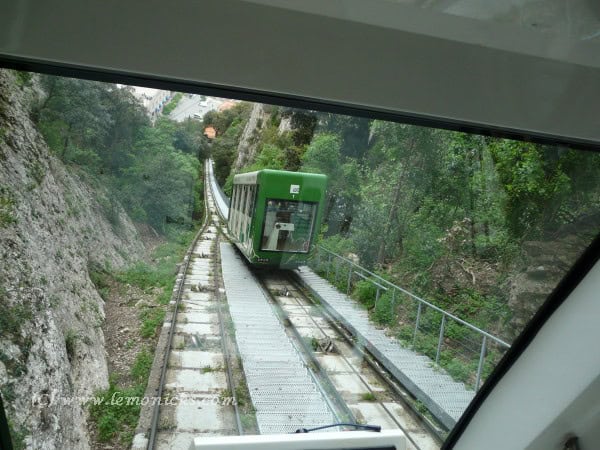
[1,0,599,144]
[455,260,600,449]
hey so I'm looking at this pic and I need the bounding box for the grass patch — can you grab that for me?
[303,336,320,352]
[88,377,145,444]
[131,347,153,382]
[139,308,166,338]
[116,226,196,293]
[360,392,377,402]
[89,348,155,445]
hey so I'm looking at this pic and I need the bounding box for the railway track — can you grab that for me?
[139,163,243,450]
[140,160,442,449]
[256,270,442,450]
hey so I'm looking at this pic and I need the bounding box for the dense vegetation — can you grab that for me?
[34,75,206,231]
[208,103,600,385]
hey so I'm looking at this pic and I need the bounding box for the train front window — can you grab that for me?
[261,199,317,253]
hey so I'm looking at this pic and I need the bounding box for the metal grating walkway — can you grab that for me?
[220,243,336,434]
[297,267,475,429]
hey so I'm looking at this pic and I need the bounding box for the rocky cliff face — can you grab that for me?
[0,70,145,449]
[232,103,271,171]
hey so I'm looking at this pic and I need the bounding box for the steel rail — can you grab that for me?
[255,272,354,427]
[147,160,236,449]
[203,163,243,433]
[285,272,444,449]
[212,230,244,434]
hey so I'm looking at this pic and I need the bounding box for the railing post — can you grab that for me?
[335,257,340,283]
[412,302,422,347]
[346,263,353,294]
[326,254,332,278]
[375,285,381,308]
[390,289,396,317]
[475,335,487,390]
[436,314,446,364]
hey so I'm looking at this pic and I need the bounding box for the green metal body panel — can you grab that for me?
[230,169,327,267]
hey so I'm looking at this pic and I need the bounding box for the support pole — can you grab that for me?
[412,303,422,347]
[436,314,446,364]
[346,263,353,294]
[475,335,488,390]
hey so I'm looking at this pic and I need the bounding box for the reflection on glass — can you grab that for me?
[261,199,316,253]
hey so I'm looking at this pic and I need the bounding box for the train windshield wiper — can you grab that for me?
[295,423,382,433]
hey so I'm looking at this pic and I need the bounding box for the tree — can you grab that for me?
[36,76,112,161]
[302,134,361,235]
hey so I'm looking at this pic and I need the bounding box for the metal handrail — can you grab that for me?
[315,245,511,349]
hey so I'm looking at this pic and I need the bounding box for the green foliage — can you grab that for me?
[0,299,32,336]
[89,265,111,300]
[117,262,167,290]
[302,336,320,352]
[414,400,429,416]
[373,292,395,326]
[7,418,28,450]
[319,235,355,256]
[493,144,600,237]
[242,144,285,171]
[88,338,153,446]
[27,162,45,185]
[131,348,153,383]
[64,329,78,361]
[34,75,203,234]
[139,308,166,338]
[162,92,183,116]
[302,133,342,176]
[443,355,474,384]
[352,280,377,308]
[205,103,252,184]
[360,392,377,401]
[120,120,200,231]
[14,71,32,88]
[0,187,17,227]
[117,228,193,291]
[88,377,145,444]
[302,133,362,235]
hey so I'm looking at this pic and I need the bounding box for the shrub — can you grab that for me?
[65,329,78,362]
[352,280,377,308]
[89,267,111,300]
[373,292,395,326]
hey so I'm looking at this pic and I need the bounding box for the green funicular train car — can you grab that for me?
[228,169,327,268]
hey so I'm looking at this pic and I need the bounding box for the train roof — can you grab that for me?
[233,169,327,186]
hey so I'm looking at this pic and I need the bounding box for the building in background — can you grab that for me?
[203,126,216,139]
[125,86,173,123]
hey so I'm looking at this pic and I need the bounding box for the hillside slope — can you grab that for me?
[0,70,145,449]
